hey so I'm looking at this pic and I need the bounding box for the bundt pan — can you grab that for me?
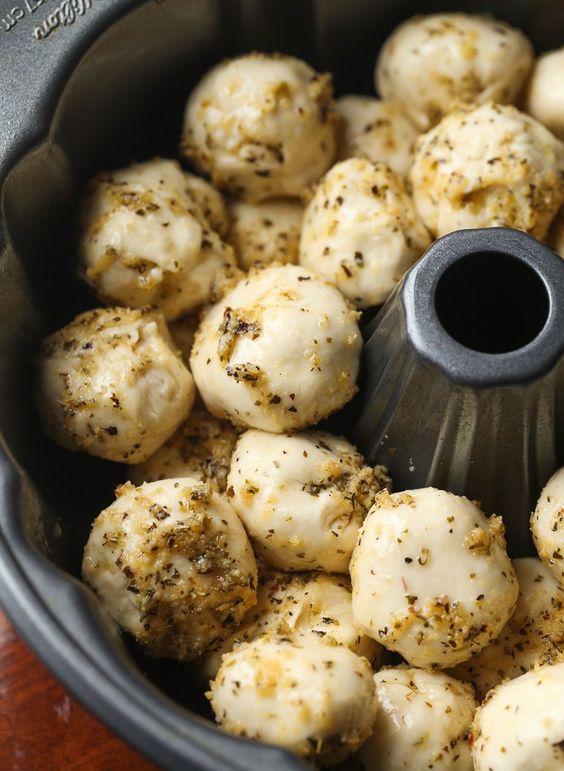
[0,1,563,769]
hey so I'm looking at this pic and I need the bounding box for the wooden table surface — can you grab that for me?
[0,609,161,771]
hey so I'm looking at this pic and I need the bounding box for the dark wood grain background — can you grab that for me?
[0,610,160,771]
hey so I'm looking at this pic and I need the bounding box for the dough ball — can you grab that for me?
[37,307,195,464]
[357,667,476,771]
[227,429,389,572]
[201,570,382,680]
[182,171,229,236]
[548,206,564,258]
[300,158,430,308]
[190,264,361,432]
[130,409,239,493]
[350,488,519,668]
[227,198,302,269]
[376,13,533,131]
[531,467,564,586]
[82,478,257,660]
[100,158,226,233]
[452,558,564,699]
[181,53,337,201]
[471,662,564,771]
[168,315,199,368]
[336,96,418,178]
[409,103,564,239]
[209,635,377,765]
[525,48,564,141]
[78,158,236,320]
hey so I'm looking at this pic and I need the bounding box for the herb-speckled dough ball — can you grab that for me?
[300,158,430,308]
[131,409,239,494]
[190,264,361,432]
[525,48,564,142]
[531,467,564,586]
[336,96,418,178]
[181,53,337,201]
[409,103,564,239]
[201,571,382,680]
[350,488,518,668]
[209,635,377,766]
[357,668,476,771]
[451,558,564,700]
[78,158,236,320]
[471,662,564,771]
[376,13,533,131]
[82,478,257,660]
[227,198,303,269]
[182,171,229,236]
[37,307,195,464]
[227,429,389,572]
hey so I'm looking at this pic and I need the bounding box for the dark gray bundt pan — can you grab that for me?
[0,1,562,769]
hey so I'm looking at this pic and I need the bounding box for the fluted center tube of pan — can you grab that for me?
[354,227,564,555]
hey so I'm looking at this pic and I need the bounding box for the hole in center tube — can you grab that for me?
[435,251,549,354]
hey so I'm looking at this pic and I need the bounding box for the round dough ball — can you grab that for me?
[409,103,564,239]
[209,635,377,765]
[531,467,564,586]
[200,571,382,680]
[300,158,430,308]
[452,558,564,700]
[376,13,533,131]
[78,158,236,320]
[130,409,239,493]
[168,315,199,368]
[82,478,257,660]
[336,96,418,178]
[548,206,564,258]
[190,264,361,431]
[37,307,195,464]
[227,198,303,269]
[182,171,229,236]
[525,48,564,141]
[471,662,564,770]
[102,158,226,233]
[350,488,519,668]
[181,53,337,201]
[357,668,476,771]
[227,429,388,571]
